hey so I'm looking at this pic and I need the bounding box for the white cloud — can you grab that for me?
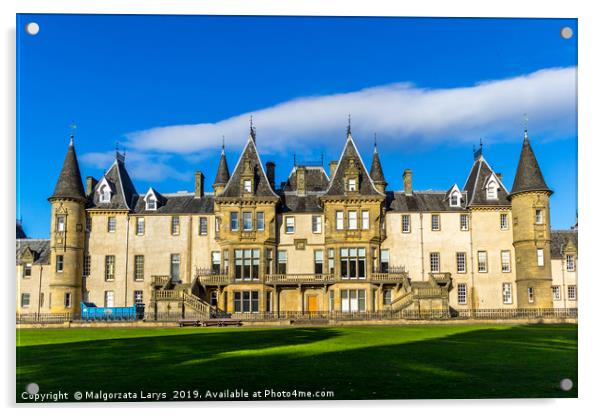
[124,66,577,155]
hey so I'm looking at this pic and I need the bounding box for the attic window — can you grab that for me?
[486,181,498,200]
[243,180,252,193]
[146,197,157,211]
[450,192,461,207]
[99,184,111,203]
[348,178,357,192]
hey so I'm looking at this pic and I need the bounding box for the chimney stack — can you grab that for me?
[403,169,413,196]
[329,160,338,179]
[86,176,97,197]
[296,166,307,197]
[266,161,276,189]
[195,171,205,198]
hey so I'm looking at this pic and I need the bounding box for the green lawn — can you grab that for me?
[16,324,577,401]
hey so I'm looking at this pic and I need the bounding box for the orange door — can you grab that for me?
[307,295,318,313]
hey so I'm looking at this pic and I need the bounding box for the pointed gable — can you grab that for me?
[49,141,86,201]
[323,134,384,197]
[90,152,138,210]
[463,153,510,207]
[510,131,552,196]
[219,135,278,198]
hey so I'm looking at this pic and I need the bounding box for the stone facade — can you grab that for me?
[16,128,578,317]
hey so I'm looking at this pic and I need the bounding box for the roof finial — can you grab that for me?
[69,121,77,146]
[347,114,352,136]
[373,133,378,153]
[249,115,256,141]
[473,138,483,161]
[523,113,529,139]
[221,135,226,154]
[293,153,297,167]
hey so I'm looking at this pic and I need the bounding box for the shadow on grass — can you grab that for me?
[16,325,577,401]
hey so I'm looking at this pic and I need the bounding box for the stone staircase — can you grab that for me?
[391,273,452,313]
[151,275,213,319]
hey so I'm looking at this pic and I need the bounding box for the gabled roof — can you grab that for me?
[551,230,578,259]
[463,154,510,207]
[213,147,230,188]
[49,140,86,201]
[369,145,386,184]
[387,191,468,212]
[16,239,51,265]
[510,131,552,196]
[133,192,214,214]
[282,166,330,193]
[16,221,27,239]
[88,152,138,210]
[323,133,384,197]
[219,135,279,199]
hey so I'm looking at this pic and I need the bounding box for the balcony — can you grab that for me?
[151,275,170,288]
[197,274,231,286]
[265,273,335,285]
[370,271,408,284]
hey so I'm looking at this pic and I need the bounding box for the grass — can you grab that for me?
[16,324,577,401]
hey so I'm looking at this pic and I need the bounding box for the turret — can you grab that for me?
[370,141,387,194]
[508,129,553,308]
[48,136,86,314]
[213,142,230,195]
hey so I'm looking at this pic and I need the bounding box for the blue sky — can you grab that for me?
[16,14,577,238]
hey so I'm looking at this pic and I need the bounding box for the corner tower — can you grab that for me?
[213,142,230,195]
[48,136,87,314]
[370,142,387,194]
[508,130,553,308]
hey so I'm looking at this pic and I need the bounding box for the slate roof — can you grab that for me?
[551,230,578,259]
[369,146,386,184]
[214,148,230,187]
[387,191,468,212]
[49,141,86,201]
[282,166,330,192]
[132,193,214,214]
[16,221,27,239]
[278,193,323,213]
[88,153,138,210]
[510,132,552,196]
[463,155,510,207]
[323,133,384,197]
[219,135,279,199]
[16,239,51,265]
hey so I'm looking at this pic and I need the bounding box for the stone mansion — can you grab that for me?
[16,125,578,317]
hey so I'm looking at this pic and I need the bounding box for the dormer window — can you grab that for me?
[99,184,111,202]
[146,197,156,211]
[450,192,461,207]
[348,178,357,192]
[486,180,498,200]
[243,180,252,193]
[143,188,160,211]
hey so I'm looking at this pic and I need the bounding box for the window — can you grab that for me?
[401,215,411,233]
[134,255,144,281]
[336,211,344,230]
[56,255,64,273]
[107,216,116,232]
[211,251,221,274]
[234,291,259,313]
[486,180,498,200]
[328,249,335,274]
[136,217,145,235]
[215,217,220,233]
[234,249,260,280]
[265,249,273,274]
[100,184,111,202]
[566,254,575,272]
[277,250,287,274]
[431,214,440,231]
[537,248,544,267]
[568,285,577,300]
[56,215,66,232]
[477,251,488,273]
[503,283,513,304]
[500,213,509,230]
[527,287,535,303]
[329,291,335,312]
[380,249,389,273]
[535,209,543,224]
[552,286,561,301]
[285,216,295,234]
[361,210,369,230]
[314,250,324,274]
[64,292,72,308]
[243,180,252,193]
[104,290,114,307]
[340,289,366,312]
[105,255,115,281]
[450,193,459,207]
[146,197,156,210]
[501,250,511,273]
[340,248,366,279]
[256,212,265,231]
[383,289,392,305]
[134,290,143,304]
[243,212,253,231]
[83,255,90,278]
[430,252,440,272]
[456,252,466,273]
[460,214,469,231]
[21,293,30,308]
[348,211,358,230]
[348,178,357,192]
[22,263,32,278]
[170,254,180,280]
[171,216,180,235]
[457,283,467,305]
[223,250,229,274]
[39,293,45,307]
[312,215,322,233]
[230,212,238,231]
[265,291,272,312]
[199,217,208,235]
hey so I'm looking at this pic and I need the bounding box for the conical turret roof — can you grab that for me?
[214,147,230,186]
[49,139,86,201]
[370,144,386,184]
[510,131,552,196]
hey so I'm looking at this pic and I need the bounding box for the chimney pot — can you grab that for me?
[266,161,276,189]
[195,171,205,198]
[85,176,97,197]
[403,169,413,195]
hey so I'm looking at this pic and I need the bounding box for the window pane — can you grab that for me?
[256,212,264,230]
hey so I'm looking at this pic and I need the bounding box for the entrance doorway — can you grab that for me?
[307,295,318,313]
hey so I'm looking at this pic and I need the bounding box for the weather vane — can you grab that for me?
[523,113,529,131]
[69,121,77,144]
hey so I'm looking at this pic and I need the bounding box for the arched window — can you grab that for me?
[486,181,498,200]
[99,184,111,202]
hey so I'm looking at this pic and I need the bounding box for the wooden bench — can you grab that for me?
[178,319,201,327]
[202,318,243,327]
